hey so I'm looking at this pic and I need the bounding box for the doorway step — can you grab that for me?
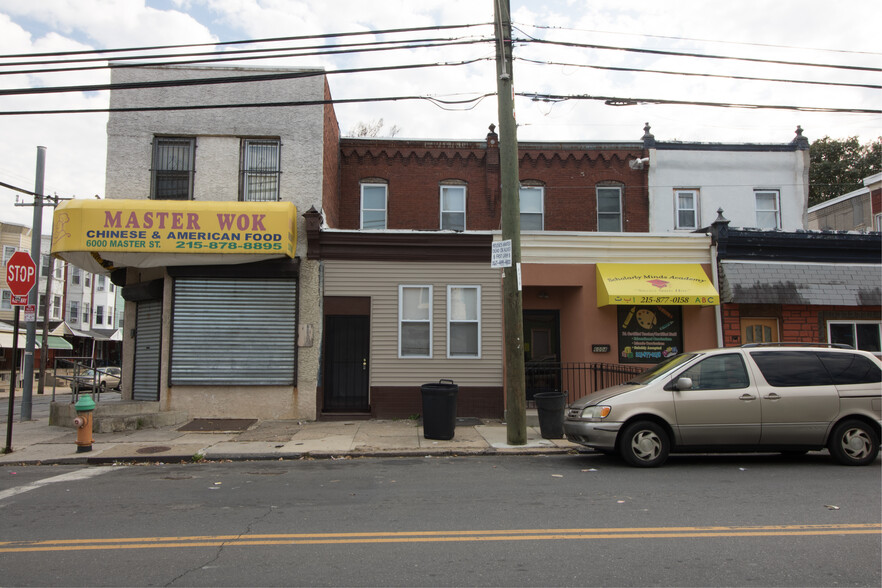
[49,401,188,433]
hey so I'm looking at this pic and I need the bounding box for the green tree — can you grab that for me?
[809,136,882,206]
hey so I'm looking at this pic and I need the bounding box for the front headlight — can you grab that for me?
[580,405,611,419]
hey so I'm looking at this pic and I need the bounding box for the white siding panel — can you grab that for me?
[324,260,503,387]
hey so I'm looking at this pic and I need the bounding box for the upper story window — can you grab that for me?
[96,305,104,325]
[97,275,106,291]
[519,186,544,230]
[241,139,281,202]
[71,267,81,285]
[52,296,62,320]
[41,254,50,276]
[54,261,63,279]
[3,246,16,267]
[755,189,781,229]
[84,273,91,287]
[441,185,466,231]
[361,183,387,230]
[399,285,432,358]
[151,137,195,200]
[69,300,79,323]
[597,186,623,232]
[675,189,699,230]
[1,291,11,310]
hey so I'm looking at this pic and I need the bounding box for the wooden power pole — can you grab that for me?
[493,0,526,445]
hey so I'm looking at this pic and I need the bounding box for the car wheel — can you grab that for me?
[99,381,107,393]
[828,419,880,466]
[619,421,670,467]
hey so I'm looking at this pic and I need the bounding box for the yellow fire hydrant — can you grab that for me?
[72,395,96,453]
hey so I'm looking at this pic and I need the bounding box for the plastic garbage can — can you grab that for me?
[533,390,567,439]
[421,379,458,440]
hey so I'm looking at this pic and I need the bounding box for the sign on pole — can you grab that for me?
[491,239,512,268]
[6,251,37,305]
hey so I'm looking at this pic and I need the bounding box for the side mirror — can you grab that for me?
[674,377,693,391]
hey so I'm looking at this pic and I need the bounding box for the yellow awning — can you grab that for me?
[51,199,297,274]
[596,263,719,307]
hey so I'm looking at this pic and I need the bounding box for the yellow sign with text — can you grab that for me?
[596,263,719,307]
[52,199,297,258]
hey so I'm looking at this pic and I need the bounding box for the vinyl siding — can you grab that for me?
[324,260,503,387]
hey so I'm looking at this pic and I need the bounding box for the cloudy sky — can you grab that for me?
[1,0,879,231]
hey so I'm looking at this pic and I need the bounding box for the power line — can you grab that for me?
[516,33,882,73]
[516,57,880,90]
[521,92,882,114]
[518,22,882,57]
[0,22,493,60]
[0,93,497,116]
[0,38,494,77]
[0,58,491,97]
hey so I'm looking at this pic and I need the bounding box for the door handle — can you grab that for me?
[763,393,781,400]
[739,393,756,401]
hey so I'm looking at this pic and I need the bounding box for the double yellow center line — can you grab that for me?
[1,524,878,553]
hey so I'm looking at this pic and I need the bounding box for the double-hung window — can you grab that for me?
[675,189,699,230]
[828,321,881,354]
[448,286,480,358]
[755,189,781,229]
[519,186,544,230]
[97,275,106,291]
[83,302,91,326]
[441,185,466,231]
[241,139,281,201]
[597,186,623,232]
[152,137,195,200]
[2,246,16,267]
[361,184,387,230]
[399,285,432,357]
[52,296,62,320]
[96,305,104,326]
[1,291,11,310]
[69,301,79,323]
[71,267,81,285]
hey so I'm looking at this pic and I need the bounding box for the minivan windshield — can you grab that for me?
[624,353,699,385]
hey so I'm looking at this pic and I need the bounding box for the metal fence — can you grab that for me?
[525,362,645,405]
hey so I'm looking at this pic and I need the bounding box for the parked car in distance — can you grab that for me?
[564,345,882,467]
[70,367,121,393]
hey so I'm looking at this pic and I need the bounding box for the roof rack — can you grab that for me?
[740,342,854,349]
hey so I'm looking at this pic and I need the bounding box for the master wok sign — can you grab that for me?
[52,199,297,263]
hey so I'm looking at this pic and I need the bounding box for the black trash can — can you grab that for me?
[533,391,567,439]
[421,379,458,440]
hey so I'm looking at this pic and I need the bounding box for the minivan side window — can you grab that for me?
[817,352,881,385]
[749,351,833,387]
[678,353,750,390]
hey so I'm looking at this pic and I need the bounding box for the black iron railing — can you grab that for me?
[525,362,645,405]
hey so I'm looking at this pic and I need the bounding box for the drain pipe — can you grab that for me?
[711,243,723,348]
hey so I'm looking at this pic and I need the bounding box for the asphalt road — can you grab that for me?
[1,453,879,587]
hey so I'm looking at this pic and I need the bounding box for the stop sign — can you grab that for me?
[6,251,37,298]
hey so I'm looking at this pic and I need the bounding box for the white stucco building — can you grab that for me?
[644,124,811,232]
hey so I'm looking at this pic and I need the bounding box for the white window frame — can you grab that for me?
[440,185,466,231]
[2,246,16,267]
[447,285,481,359]
[96,305,104,325]
[827,320,882,355]
[874,212,882,231]
[71,267,81,285]
[675,189,699,230]
[69,300,79,323]
[398,285,432,358]
[597,186,623,232]
[1,290,11,310]
[83,302,91,326]
[54,261,63,279]
[755,189,781,229]
[241,138,281,202]
[38,294,45,319]
[97,275,106,291]
[52,296,62,320]
[361,183,388,230]
[519,186,544,230]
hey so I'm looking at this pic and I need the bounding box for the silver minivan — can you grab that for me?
[564,345,882,467]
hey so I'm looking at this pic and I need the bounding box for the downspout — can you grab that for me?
[711,242,723,348]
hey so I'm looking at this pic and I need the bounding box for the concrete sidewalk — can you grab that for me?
[1,392,582,466]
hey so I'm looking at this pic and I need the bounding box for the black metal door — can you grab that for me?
[323,315,370,412]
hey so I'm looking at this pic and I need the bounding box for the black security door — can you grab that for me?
[323,315,370,412]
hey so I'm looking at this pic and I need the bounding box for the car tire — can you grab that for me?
[99,381,107,393]
[828,419,880,466]
[618,421,670,467]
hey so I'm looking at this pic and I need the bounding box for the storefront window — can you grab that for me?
[618,305,683,364]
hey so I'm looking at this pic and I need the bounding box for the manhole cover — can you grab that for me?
[178,418,257,432]
[136,445,172,454]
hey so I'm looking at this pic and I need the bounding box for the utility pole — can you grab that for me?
[21,146,46,421]
[493,0,526,445]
